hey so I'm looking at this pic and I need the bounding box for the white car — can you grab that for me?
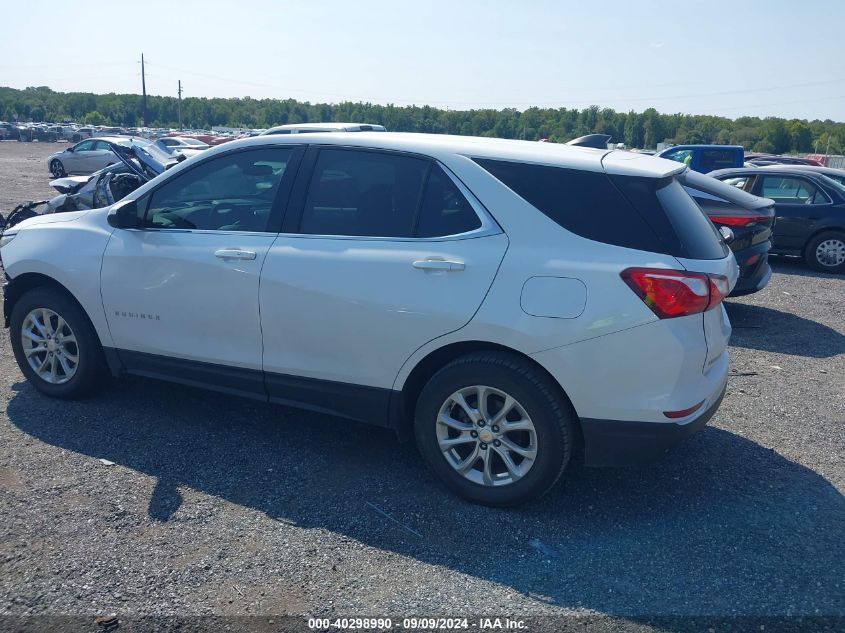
[0,133,736,506]
[261,122,386,135]
[153,136,211,155]
[46,136,152,177]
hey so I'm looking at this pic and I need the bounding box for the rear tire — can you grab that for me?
[414,352,574,506]
[10,286,107,399]
[804,230,845,273]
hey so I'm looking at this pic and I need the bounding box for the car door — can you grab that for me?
[753,174,829,250]
[100,145,303,397]
[66,139,97,173]
[259,147,509,421]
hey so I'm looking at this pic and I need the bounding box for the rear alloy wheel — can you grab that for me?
[435,385,538,487]
[805,230,845,273]
[415,352,573,506]
[10,287,106,398]
[50,159,66,178]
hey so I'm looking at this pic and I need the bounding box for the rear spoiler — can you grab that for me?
[566,134,612,149]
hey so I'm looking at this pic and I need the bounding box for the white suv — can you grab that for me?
[0,133,736,506]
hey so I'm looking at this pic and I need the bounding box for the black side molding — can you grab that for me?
[111,348,399,430]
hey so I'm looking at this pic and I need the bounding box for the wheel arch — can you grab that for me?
[803,225,845,248]
[4,272,120,376]
[4,272,82,328]
[394,340,582,445]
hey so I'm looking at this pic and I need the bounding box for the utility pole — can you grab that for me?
[141,54,148,127]
[178,80,183,131]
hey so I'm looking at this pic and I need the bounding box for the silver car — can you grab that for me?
[46,137,152,177]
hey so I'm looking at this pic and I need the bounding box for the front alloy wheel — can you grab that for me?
[436,385,537,486]
[21,308,79,384]
[50,159,65,178]
[10,286,106,398]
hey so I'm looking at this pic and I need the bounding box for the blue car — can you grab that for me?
[658,145,744,173]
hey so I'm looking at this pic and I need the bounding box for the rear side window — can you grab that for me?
[758,176,829,204]
[475,158,727,259]
[473,158,663,253]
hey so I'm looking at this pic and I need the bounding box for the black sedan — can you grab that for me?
[681,170,775,295]
[709,168,845,273]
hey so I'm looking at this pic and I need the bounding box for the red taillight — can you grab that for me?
[710,214,770,226]
[620,268,729,319]
[664,400,705,419]
[707,274,730,307]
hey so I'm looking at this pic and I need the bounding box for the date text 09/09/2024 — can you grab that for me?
[307,617,527,630]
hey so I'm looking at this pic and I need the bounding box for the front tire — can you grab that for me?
[10,286,106,398]
[804,230,845,273]
[414,352,574,506]
[50,159,66,178]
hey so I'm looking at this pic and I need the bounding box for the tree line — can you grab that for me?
[1,85,843,154]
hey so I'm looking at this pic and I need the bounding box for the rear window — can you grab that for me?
[700,149,740,172]
[474,158,727,259]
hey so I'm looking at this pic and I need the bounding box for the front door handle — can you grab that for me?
[215,249,256,261]
[412,259,465,272]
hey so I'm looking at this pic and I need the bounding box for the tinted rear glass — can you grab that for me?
[474,158,727,259]
[654,179,728,259]
[473,159,663,253]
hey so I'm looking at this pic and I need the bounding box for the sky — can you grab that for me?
[2,0,845,121]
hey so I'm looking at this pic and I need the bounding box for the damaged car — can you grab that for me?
[1,141,178,230]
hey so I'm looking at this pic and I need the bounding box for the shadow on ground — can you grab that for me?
[7,376,844,617]
[769,255,845,279]
[725,301,845,358]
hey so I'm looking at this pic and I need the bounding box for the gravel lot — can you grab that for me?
[0,141,843,630]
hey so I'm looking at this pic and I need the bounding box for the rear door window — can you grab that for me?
[415,165,482,238]
[758,176,829,204]
[299,149,429,238]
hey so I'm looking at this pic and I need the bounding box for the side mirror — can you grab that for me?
[719,226,735,245]
[65,146,74,152]
[106,198,139,229]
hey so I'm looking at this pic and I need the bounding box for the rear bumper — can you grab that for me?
[729,244,772,297]
[580,380,726,467]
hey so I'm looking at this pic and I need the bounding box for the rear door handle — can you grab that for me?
[412,259,465,272]
[214,249,256,261]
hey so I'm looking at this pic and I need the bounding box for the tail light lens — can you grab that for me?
[621,268,729,319]
[710,214,770,226]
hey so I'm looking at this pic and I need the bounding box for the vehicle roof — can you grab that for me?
[205,132,684,177]
[265,122,385,131]
[710,166,827,177]
[659,144,744,151]
[762,164,845,175]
